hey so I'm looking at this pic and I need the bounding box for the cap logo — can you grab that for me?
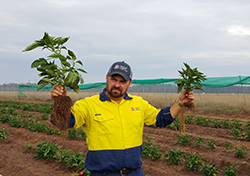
[114,64,128,72]
[114,65,119,69]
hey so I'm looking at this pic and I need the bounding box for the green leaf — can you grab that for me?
[43,32,53,45]
[177,85,183,93]
[61,46,67,50]
[80,76,84,84]
[54,37,69,45]
[73,85,79,93]
[175,79,183,85]
[37,67,45,72]
[68,50,76,60]
[31,60,42,68]
[59,55,67,62]
[76,60,83,66]
[31,58,47,68]
[62,61,71,67]
[77,68,87,73]
[37,83,48,91]
[40,77,51,83]
[23,42,40,52]
[47,70,54,75]
[48,53,61,59]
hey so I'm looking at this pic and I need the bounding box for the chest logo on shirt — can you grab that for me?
[131,107,142,111]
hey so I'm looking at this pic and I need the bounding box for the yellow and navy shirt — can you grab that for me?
[68,88,174,172]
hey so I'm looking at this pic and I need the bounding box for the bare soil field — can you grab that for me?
[0,96,250,176]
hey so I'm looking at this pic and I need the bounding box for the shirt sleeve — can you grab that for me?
[143,99,161,126]
[69,113,75,128]
[155,106,175,127]
[70,99,88,129]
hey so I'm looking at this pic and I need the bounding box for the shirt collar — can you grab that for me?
[99,88,133,102]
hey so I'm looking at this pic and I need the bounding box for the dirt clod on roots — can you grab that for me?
[179,101,196,133]
[51,96,73,131]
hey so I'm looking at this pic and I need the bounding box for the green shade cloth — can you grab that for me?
[18,76,250,97]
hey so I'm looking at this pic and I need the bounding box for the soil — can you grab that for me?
[0,97,250,176]
[51,96,72,130]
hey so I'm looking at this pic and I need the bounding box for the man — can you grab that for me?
[51,61,194,176]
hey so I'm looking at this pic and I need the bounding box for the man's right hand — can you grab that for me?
[51,85,67,100]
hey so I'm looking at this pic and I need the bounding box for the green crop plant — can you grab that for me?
[175,63,207,133]
[65,151,89,174]
[0,114,10,123]
[246,121,250,130]
[224,142,232,150]
[23,118,57,135]
[221,118,231,128]
[23,32,87,131]
[195,116,210,127]
[27,142,90,175]
[164,148,185,165]
[41,113,49,120]
[231,118,242,130]
[234,147,247,158]
[184,152,206,171]
[166,117,180,131]
[185,115,194,124]
[56,148,74,163]
[194,135,204,148]
[221,164,239,176]
[200,164,219,176]
[8,116,24,128]
[17,112,27,117]
[23,32,86,93]
[77,129,86,140]
[207,140,216,149]
[34,141,60,160]
[0,125,9,139]
[23,143,34,150]
[6,107,18,115]
[21,104,31,111]
[211,118,222,128]
[0,108,7,114]
[176,134,192,145]
[175,62,207,94]
[245,129,250,141]
[68,129,79,140]
[68,129,86,140]
[142,136,162,160]
[230,128,243,139]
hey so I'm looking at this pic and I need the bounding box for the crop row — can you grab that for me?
[142,136,249,176]
[23,141,90,176]
[0,114,86,140]
[0,100,53,113]
[166,115,250,141]
[2,99,250,141]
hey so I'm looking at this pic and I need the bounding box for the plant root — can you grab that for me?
[179,101,196,134]
[51,95,73,131]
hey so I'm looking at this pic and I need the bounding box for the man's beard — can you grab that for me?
[107,87,126,98]
[107,87,123,98]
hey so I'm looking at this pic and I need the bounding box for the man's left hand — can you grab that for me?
[179,90,194,105]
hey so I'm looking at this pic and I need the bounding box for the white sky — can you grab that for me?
[1,0,250,84]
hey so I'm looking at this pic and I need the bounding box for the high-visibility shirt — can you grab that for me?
[69,88,174,172]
